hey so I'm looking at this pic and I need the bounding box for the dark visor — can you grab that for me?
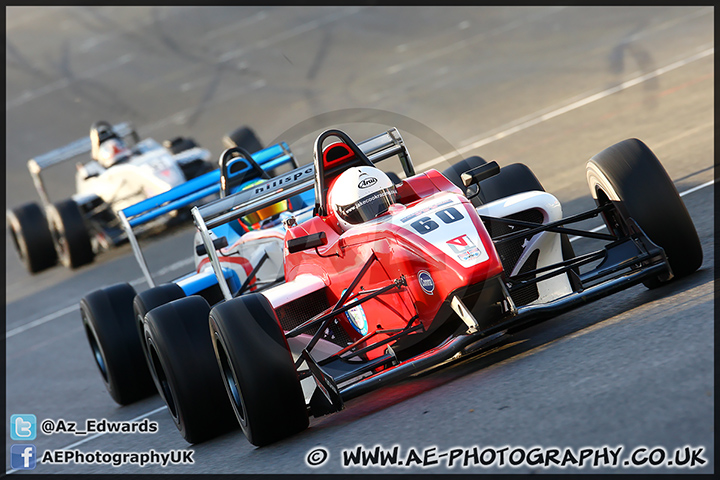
[336,187,397,225]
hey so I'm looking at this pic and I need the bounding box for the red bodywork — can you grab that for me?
[283,167,504,361]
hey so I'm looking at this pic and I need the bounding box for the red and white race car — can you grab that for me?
[142,127,701,446]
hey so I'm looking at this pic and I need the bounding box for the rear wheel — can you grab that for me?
[222,126,263,154]
[144,296,237,443]
[133,283,186,360]
[7,202,58,273]
[47,199,94,268]
[80,283,157,405]
[587,138,702,288]
[476,163,544,203]
[210,294,308,447]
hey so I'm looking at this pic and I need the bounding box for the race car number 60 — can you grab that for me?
[410,207,464,234]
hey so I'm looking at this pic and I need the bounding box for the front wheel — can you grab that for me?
[144,296,237,443]
[80,283,157,405]
[587,138,702,287]
[47,199,95,269]
[209,294,308,447]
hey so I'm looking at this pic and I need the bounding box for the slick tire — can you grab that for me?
[587,138,702,288]
[210,294,308,447]
[80,283,157,405]
[47,199,94,269]
[7,202,58,273]
[133,283,186,359]
[144,296,237,444]
[222,126,263,154]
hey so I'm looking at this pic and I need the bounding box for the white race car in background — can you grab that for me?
[7,121,262,273]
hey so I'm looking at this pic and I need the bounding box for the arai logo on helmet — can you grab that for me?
[342,289,368,335]
[417,270,434,295]
[358,176,378,189]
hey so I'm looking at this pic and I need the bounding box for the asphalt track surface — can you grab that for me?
[5,6,714,475]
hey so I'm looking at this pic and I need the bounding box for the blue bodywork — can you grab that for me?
[120,142,314,300]
[122,143,295,228]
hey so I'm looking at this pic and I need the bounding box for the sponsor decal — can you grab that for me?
[358,176,378,189]
[253,167,314,195]
[446,235,484,262]
[342,289,368,335]
[417,270,435,295]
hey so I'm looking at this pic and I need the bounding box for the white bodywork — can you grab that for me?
[76,139,209,213]
[192,208,315,291]
[477,190,573,304]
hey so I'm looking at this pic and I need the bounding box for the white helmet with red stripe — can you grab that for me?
[96,138,131,168]
[328,166,397,231]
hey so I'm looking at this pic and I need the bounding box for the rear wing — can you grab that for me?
[191,127,414,300]
[118,142,296,288]
[27,122,138,208]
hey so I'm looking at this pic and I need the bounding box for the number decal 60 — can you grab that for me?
[410,207,463,234]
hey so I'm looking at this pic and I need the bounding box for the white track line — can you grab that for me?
[412,45,714,173]
[6,257,194,339]
[6,47,714,339]
[5,305,79,339]
[4,405,168,476]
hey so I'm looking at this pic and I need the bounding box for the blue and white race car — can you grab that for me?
[7,121,263,273]
[79,143,315,410]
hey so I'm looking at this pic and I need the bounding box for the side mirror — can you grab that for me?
[461,161,500,187]
[287,231,327,254]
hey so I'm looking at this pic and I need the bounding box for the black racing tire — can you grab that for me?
[222,126,263,154]
[210,294,308,447]
[163,136,199,155]
[441,156,487,207]
[7,202,58,273]
[144,296,237,444]
[476,163,544,203]
[133,283,186,360]
[179,159,216,181]
[47,199,94,269]
[587,138,702,288]
[80,283,157,405]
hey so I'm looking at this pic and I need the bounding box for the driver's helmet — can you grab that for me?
[328,166,397,231]
[96,138,131,168]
